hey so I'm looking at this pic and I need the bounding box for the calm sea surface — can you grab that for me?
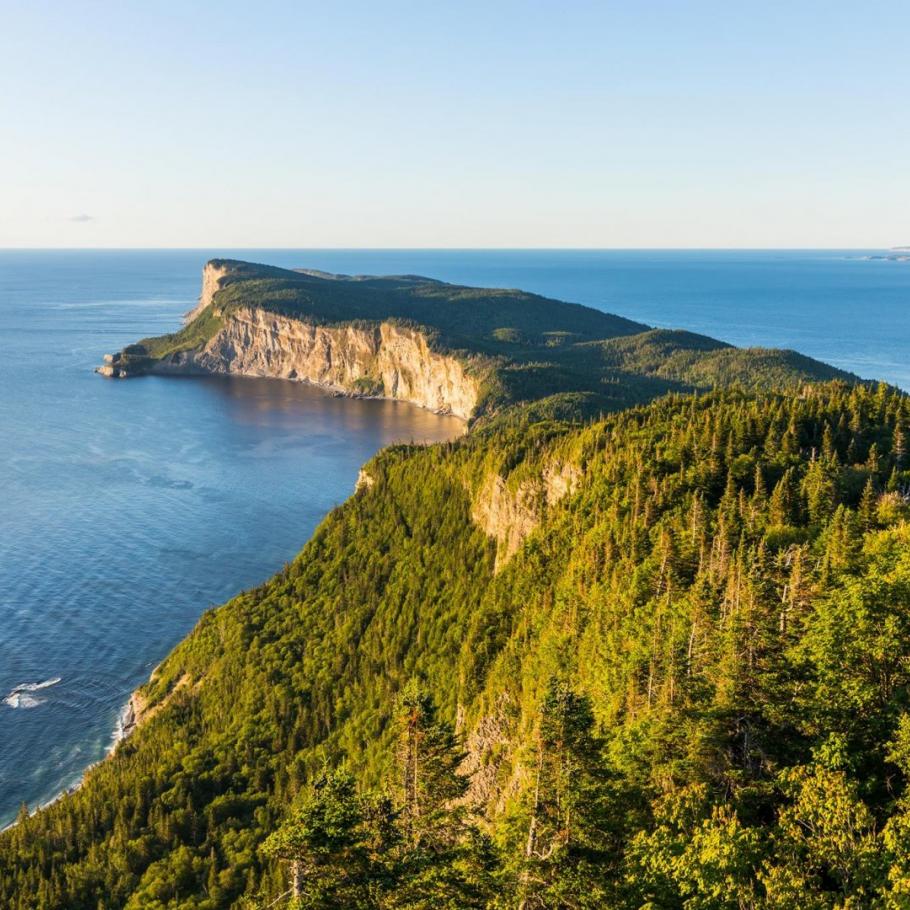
[1,249,908,826]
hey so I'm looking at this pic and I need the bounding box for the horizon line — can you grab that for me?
[0,245,904,252]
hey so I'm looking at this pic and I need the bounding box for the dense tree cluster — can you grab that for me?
[3,380,910,907]
[246,679,612,910]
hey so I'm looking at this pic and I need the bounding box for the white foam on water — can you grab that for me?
[3,693,46,709]
[3,677,61,708]
[11,677,61,693]
[109,701,132,752]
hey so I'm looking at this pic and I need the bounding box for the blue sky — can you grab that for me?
[2,1,908,248]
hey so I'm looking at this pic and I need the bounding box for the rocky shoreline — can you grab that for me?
[1,690,147,832]
[98,357,472,423]
[115,691,146,742]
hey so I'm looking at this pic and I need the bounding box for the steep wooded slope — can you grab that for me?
[4,381,910,908]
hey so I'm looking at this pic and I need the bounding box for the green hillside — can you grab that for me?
[4,376,910,908]
[197,259,650,349]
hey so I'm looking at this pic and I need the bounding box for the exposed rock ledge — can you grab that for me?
[471,459,581,570]
[118,673,191,743]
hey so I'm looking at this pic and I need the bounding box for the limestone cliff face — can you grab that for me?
[153,306,481,419]
[99,260,483,415]
[471,459,581,570]
[183,261,232,324]
[355,468,375,493]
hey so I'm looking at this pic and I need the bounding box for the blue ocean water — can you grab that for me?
[1,249,908,827]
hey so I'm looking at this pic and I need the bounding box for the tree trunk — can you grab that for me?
[518,745,544,910]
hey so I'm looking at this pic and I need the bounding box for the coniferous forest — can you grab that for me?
[4,375,910,908]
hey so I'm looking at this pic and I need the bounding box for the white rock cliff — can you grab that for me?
[156,307,479,418]
[104,263,482,420]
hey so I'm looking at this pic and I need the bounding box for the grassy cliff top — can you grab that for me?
[205,258,649,349]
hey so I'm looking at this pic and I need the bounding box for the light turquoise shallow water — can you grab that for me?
[1,249,908,826]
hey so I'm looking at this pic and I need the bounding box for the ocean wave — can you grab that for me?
[10,677,61,693]
[3,677,61,709]
[3,693,47,709]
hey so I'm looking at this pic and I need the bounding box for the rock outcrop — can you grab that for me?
[471,458,581,569]
[183,261,233,324]
[118,673,191,743]
[151,306,480,419]
[459,694,520,811]
[355,468,375,493]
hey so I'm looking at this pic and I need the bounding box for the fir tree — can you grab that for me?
[394,683,493,909]
[514,680,621,910]
[260,769,392,909]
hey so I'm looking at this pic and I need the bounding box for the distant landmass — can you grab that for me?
[858,248,910,262]
[98,259,854,424]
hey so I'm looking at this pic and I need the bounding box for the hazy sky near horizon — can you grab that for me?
[2,1,908,249]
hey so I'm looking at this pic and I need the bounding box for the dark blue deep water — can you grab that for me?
[1,249,909,826]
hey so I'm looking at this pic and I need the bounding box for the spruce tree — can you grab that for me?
[393,682,493,909]
[515,680,621,910]
[260,769,391,909]
[858,477,878,531]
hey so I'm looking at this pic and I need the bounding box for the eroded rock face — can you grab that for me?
[154,307,480,419]
[459,694,520,811]
[100,261,482,416]
[471,459,581,569]
[471,475,541,570]
[183,261,232,324]
[119,674,191,742]
[355,468,375,493]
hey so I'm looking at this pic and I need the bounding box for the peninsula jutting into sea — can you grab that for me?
[97,258,853,421]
